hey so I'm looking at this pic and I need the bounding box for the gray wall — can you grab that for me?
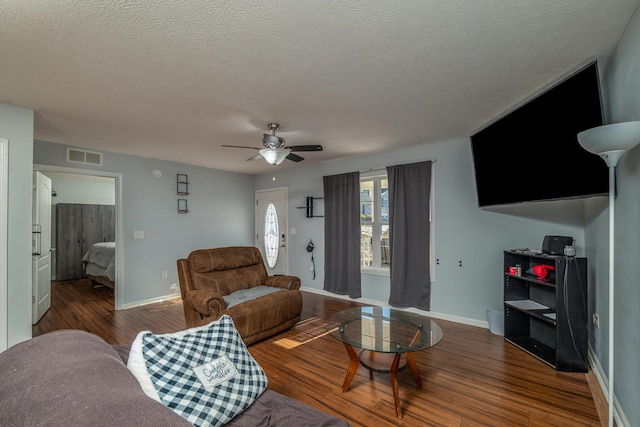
[46,172,116,206]
[255,137,588,326]
[34,140,256,307]
[588,4,640,426]
[0,103,34,347]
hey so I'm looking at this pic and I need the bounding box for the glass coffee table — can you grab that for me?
[326,306,443,418]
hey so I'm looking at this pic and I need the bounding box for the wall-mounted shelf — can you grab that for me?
[178,199,189,214]
[296,196,323,218]
[177,174,189,213]
[177,174,190,196]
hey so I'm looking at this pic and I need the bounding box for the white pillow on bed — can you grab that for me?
[127,315,268,427]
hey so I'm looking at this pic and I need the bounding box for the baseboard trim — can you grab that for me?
[121,291,181,310]
[587,343,629,427]
[300,286,490,330]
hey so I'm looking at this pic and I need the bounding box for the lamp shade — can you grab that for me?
[577,121,640,167]
[259,148,290,165]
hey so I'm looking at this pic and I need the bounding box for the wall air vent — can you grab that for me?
[66,148,103,166]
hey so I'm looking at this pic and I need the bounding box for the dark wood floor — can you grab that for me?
[33,279,605,426]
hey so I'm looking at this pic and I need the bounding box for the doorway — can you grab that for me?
[255,188,288,275]
[32,171,52,323]
[32,164,123,311]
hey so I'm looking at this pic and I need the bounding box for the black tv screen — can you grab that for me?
[471,62,608,207]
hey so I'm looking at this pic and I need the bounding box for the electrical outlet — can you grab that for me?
[593,313,600,328]
[161,270,167,279]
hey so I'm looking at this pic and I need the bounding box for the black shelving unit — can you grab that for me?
[503,250,588,372]
[296,196,323,218]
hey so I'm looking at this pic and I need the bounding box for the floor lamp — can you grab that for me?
[577,121,640,427]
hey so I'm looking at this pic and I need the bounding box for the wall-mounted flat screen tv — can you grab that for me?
[470,62,608,207]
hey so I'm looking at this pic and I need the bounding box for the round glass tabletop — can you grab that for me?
[326,306,443,353]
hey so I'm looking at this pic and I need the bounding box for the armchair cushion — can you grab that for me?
[188,248,267,295]
[223,285,285,309]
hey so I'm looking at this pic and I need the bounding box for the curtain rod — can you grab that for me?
[360,158,437,173]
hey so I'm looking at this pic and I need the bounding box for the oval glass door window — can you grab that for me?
[264,202,279,268]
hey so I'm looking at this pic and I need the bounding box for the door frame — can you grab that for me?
[0,139,8,351]
[255,187,289,275]
[32,164,124,310]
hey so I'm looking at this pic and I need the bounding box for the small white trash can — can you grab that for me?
[487,309,504,335]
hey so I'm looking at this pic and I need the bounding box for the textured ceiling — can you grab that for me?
[1,1,639,175]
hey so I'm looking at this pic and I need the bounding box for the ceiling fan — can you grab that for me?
[222,123,323,165]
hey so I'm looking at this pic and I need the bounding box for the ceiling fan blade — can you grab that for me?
[286,152,304,162]
[287,144,323,152]
[247,153,263,161]
[221,144,260,150]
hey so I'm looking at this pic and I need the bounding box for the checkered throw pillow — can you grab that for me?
[127,315,268,427]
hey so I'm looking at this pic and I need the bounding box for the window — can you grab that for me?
[360,169,436,278]
[360,173,389,270]
[263,203,279,267]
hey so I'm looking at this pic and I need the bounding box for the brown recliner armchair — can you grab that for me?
[177,246,303,345]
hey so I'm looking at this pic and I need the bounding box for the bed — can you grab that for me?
[81,242,116,289]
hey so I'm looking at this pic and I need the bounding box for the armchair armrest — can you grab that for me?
[265,275,301,290]
[183,290,226,318]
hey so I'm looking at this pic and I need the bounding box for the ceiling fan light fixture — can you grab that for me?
[223,122,321,164]
[259,147,290,165]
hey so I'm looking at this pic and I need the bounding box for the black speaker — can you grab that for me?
[542,235,574,255]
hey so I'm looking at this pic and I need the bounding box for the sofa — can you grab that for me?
[0,329,351,426]
[177,246,303,345]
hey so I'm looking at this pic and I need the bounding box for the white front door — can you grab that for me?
[256,188,288,275]
[32,171,52,324]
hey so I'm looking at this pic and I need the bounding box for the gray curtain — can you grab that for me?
[387,161,432,310]
[323,172,361,298]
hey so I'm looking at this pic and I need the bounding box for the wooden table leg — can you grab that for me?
[406,351,422,388]
[342,346,422,419]
[390,353,403,418]
[341,343,360,392]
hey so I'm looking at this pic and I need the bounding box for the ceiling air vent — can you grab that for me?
[66,148,103,166]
